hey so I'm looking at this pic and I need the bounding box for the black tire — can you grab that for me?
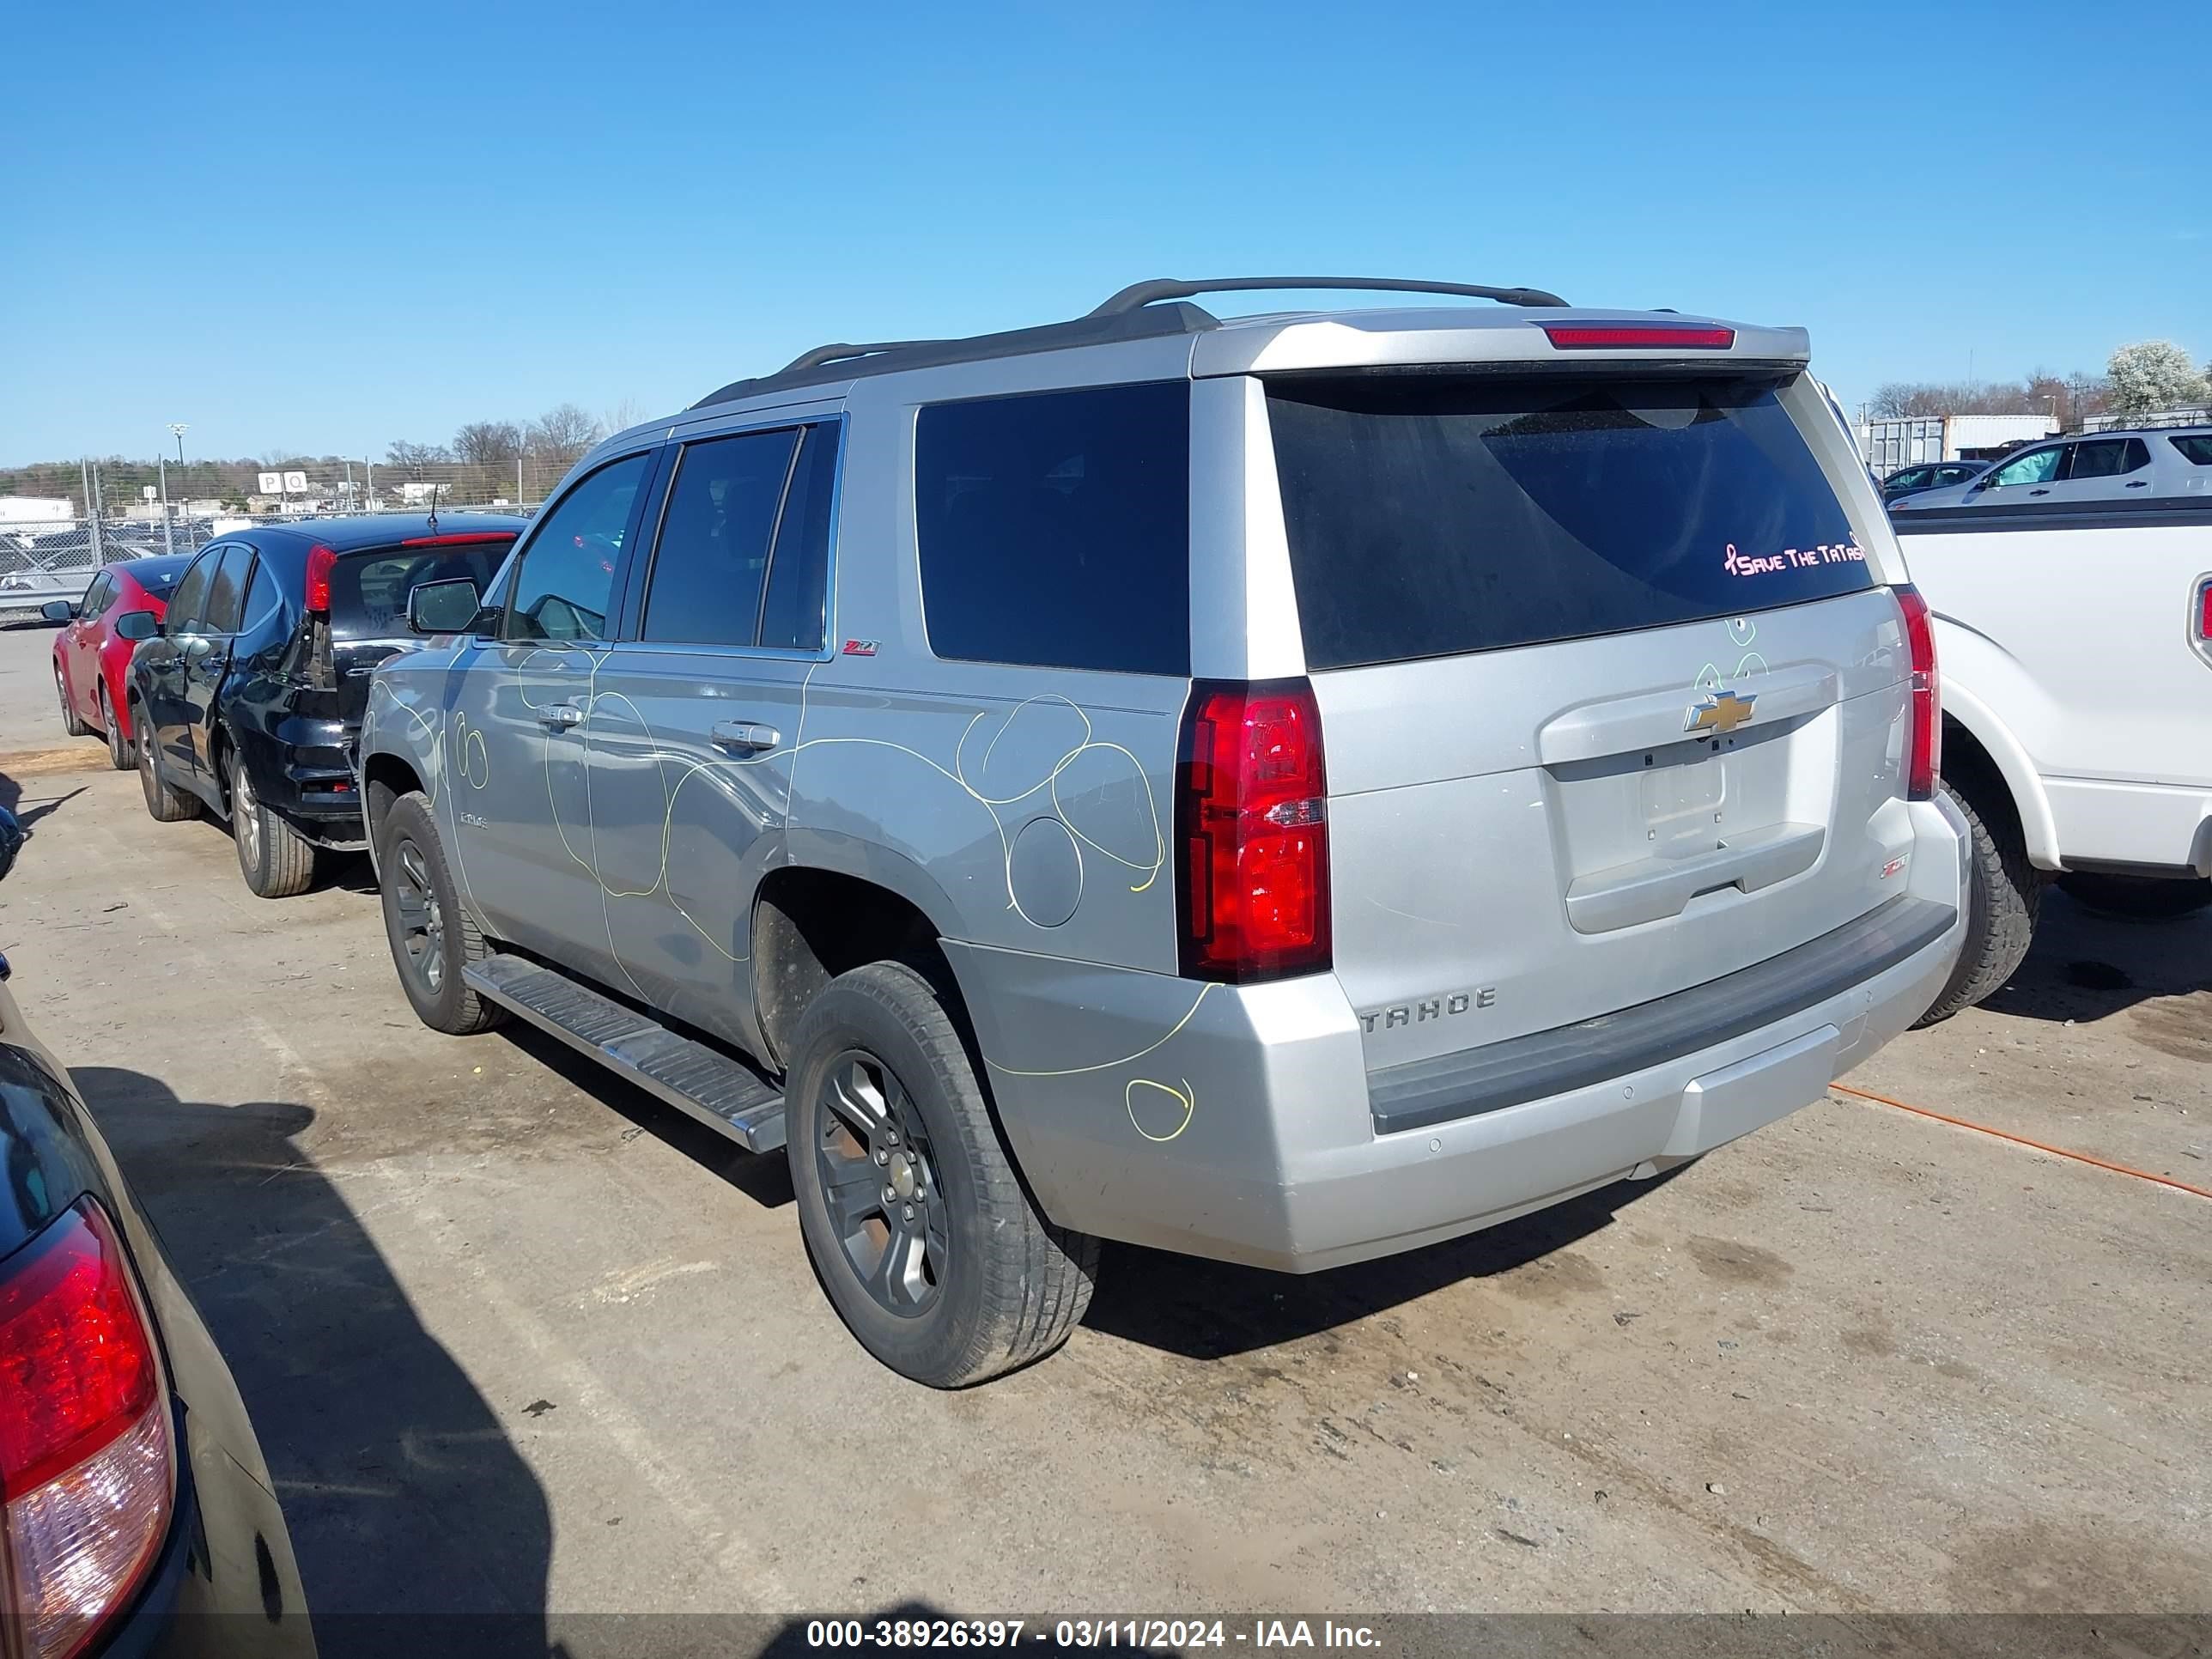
[99,683,131,770]
[2057,872,2212,921]
[785,961,1098,1388]
[229,749,319,898]
[56,665,88,737]
[134,703,196,823]
[376,790,503,1035]
[1915,779,2042,1026]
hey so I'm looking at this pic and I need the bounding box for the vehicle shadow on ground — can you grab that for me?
[1085,1170,1679,1362]
[0,769,91,832]
[501,1023,797,1210]
[1980,889,2212,1025]
[70,1066,562,1659]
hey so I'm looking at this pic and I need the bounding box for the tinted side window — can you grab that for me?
[241,556,284,642]
[203,544,252,634]
[2069,438,2150,478]
[641,428,799,645]
[506,453,650,641]
[2171,435,2212,466]
[758,424,839,653]
[915,382,1190,675]
[166,551,217,631]
[80,572,114,617]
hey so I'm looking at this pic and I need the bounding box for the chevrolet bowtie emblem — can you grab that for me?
[1685,689,1758,735]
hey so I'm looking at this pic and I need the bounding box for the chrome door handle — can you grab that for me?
[710,720,781,754]
[538,702,584,730]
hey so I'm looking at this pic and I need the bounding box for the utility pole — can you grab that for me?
[81,458,104,563]
[168,424,192,548]
[157,456,175,556]
[517,456,525,506]
[365,460,374,511]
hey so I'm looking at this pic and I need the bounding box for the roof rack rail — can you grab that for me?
[690,276,1568,410]
[772,339,951,378]
[1089,276,1570,314]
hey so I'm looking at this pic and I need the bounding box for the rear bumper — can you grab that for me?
[2045,775,2212,878]
[951,795,1968,1273]
[253,717,366,844]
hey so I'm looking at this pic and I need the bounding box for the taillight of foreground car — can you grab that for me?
[1893,584,1941,801]
[0,1200,173,1659]
[1176,679,1332,982]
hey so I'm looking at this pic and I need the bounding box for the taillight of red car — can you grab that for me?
[1892,584,1941,801]
[1176,678,1333,982]
[0,1200,173,1659]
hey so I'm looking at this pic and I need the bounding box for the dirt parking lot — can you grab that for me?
[1,620,2207,1651]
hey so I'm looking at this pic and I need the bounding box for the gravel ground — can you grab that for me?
[0,619,2204,1652]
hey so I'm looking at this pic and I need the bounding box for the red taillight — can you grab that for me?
[304,543,337,615]
[398,532,517,549]
[0,1200,173,1659]
[1176,679,1332,982]
[1543,324,1736,350]
[1893,584,1941,801]
[2196,577,2212,642]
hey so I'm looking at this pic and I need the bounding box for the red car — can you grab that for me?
[46,555,192,769]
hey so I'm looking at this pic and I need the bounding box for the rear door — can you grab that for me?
[586,418,841,1041]
[179,543,252,782]
[2041,436,2154,504]
[1262,370,1916,1069]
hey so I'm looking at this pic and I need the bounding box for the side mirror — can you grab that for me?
[40,599,76,623]
[407,578,483,635]
[114,611,158,642]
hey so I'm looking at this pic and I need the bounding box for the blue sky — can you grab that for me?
[3,0,2204,465]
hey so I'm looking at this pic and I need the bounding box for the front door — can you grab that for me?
[587,418,841,1049]
[450,450,657,979]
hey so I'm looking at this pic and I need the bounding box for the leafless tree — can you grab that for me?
[601,398,646,437]
[523,404,603,471]
[386,439,451,471]
[1869,368,2112,428]
[452,421,525,471]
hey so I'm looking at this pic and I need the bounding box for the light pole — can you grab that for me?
[167,424,192,547]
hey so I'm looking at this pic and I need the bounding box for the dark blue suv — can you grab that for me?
[128,515,522,896]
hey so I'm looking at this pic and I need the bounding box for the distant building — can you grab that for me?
[1857,414,2058,473]
[2081,405,2212,433]
[0,495,76,524]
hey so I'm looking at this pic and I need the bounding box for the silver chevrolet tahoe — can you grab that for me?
[361,276,1970,1387]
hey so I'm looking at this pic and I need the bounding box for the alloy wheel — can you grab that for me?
[390,837,446,994]
[234,765,263,869]
[813,1051,946,1317]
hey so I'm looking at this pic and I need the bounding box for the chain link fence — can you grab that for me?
[3,468,546,619]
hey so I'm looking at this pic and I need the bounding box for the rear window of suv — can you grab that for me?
[331,540,514,639]
[1267,374,1872,670]
[915,381,1189,676]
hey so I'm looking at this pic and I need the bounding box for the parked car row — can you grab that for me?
[44,278,1986,1393]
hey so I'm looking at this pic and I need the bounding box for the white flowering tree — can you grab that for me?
[2105,340,2209,415]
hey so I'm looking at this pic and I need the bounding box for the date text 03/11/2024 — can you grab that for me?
[804,1618,1383,1650]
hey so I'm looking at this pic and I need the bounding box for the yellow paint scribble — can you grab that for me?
[1124,1078,1194,1143]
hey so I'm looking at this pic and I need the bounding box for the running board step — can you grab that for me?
[463,954,787,1153]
